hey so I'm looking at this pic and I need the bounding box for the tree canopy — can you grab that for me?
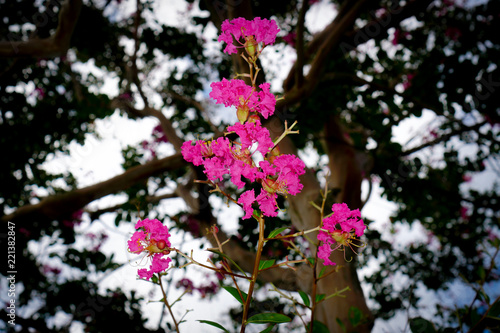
[1,0,499,332]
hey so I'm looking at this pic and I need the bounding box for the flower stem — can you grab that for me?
[159,276,180,333]
[240,214,266,333]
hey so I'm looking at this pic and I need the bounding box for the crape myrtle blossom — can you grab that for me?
[218,17,279,55]
[182,135,306,218]
[317,203,366,266]
[210,79,276,122]
[128,218,172,280]
[182,16,305,218]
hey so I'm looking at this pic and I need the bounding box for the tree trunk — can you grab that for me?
[267,114,374,332]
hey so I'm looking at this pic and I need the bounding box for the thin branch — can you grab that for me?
[278,0,370,110]
[295,0,309,88]
[163,89,223,137]
[110,99,185,151]
[1,153,185,224]
[87,192,178,220]
[342,0,434,48]
[401,121,487,156]
[0,0,83,58]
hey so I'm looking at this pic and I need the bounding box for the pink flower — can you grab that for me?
[445,27,462,41]
[210,78,255,108]
[318,244,336,266]
[230,160,259,189]
[257,83,276,119]
[460,206,469,220]
[238,189,256,219]
[128,218,172,280]
[462,174,472,182]
[256,189,279,217]
[317,203,366,266]
[152,124,168,143]
[227,121,274,156]
[197,281,219,298]
[181,17,306,220]
[403,73,415,90]
[392,29,410,46]
[209,79,276,119]
[176,278,195,293]
[218,17,279,55]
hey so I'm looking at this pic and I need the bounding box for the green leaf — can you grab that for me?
[315,294,326,303]
[298,290,310,307]
[307,258,315,266]
[489,301,500,317]
[478,289,490,304]
[198,320,230,332]
[259,325,275,333]
[478,266,486,281]
[208,249,247,277]
[311,320,330,333]
[348,306,363,326]
[247,313,291,324]
[409,317,437,333]
[259,259,276,271]
[471,309,481,327]
[335,318,347,333]
[222,286,247,304]
[318,266,327,278]
[267,227,289,239]
[151,274,159,284]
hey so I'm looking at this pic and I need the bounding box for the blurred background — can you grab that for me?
[1,0,499,332]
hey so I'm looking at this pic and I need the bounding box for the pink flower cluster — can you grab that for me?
[218,17,279,55]
[182,126,305,218]
[182,17,305,219]
[176,277,220,298]
[128,218,172,280]
[210,79,276,120]
[317,203,366,266]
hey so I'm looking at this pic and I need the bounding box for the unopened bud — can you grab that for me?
[157,240,167,250]
[267,146,280,164]
[245,36,257,58]
[237,105,250,123]
[247,114,260,123]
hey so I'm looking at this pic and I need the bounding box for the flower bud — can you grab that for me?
[237,104,250,123]
[157,240,167,250]
[247,114,260,124]
[267,146,280,164]
[244,36,257,58]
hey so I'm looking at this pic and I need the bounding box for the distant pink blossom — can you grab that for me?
[392,29,409,46]
[460,206,469,220]
[283,31,297,47]
[62,210,83,228]
[43,265,62,275]
[403,73,415,90]
[34,87,45,100]
[445,27,462,41]
[152,124,168,143]
[462,174,472,182]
